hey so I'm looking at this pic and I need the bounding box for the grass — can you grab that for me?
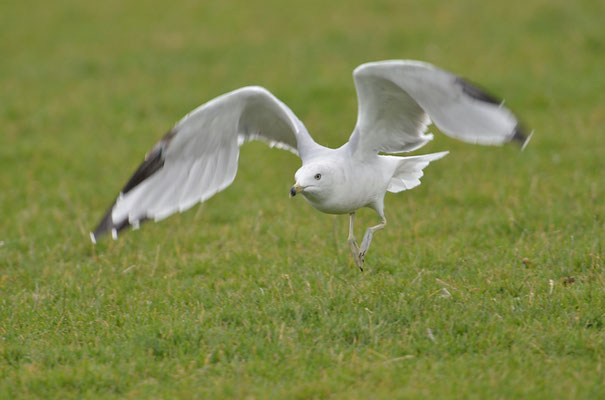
[1,0,604,398]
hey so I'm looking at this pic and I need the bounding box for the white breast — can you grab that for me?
[302,153,391,214]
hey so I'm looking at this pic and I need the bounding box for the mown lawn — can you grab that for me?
[1,0,603,398]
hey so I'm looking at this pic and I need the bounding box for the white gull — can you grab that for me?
[91,60,531,270]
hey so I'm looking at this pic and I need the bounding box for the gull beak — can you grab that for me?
[289,182,303,198]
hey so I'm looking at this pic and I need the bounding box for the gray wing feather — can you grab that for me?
[349,60,528,158]
[92,86,317,241]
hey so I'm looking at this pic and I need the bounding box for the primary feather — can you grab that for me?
[92,86,320,240]
[349,60,528,158]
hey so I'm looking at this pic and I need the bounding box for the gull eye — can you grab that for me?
[314,173,321,180]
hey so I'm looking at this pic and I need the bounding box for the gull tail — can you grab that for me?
[385,151,449,193]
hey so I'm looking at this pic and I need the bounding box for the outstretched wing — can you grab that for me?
[91,86,318,242]
[348,60,530,158]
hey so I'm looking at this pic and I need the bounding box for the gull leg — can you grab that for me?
[347,213,364,271]
[359,217,387,264]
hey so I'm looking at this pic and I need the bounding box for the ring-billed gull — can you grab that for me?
[91,60,531,270]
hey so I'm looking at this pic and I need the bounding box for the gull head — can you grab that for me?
[290,162,338,202]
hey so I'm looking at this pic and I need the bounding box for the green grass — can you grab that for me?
[1,0,604,398]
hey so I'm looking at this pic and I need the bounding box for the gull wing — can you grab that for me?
[348,60,530,158]
[91,86,318,241]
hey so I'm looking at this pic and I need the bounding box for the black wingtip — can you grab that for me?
[92,204,116,240]
[455,77,502,106]
[511,124,533,151]
[91,128,175,243]
[91,203,132,242]
[121,146,166,195]
[91,203,150,243]
[455,76,532,151]
[120,126,176,196]
[511,124,526,143]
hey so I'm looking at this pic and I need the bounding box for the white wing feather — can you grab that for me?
[102,86,317,234]
[349,60,527,158]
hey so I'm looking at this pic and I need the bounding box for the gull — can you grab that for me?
[91,60,530,270]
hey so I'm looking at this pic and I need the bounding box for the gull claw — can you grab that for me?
[353,252,365,272]
[348,239,363,271]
